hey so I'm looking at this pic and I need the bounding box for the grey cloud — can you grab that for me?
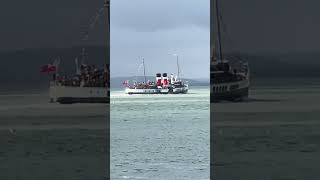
[214,0,320,53]
[0,0,106,51]
[111,0,209,32]
[111,0,210,79]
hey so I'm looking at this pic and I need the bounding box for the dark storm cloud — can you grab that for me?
[214,0,320,53]
[2,0,320,53]
[0,0,106,51]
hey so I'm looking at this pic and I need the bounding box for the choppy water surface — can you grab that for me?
[111,87,210,179]
[0,93,108,180]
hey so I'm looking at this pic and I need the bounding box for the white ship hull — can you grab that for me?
[172,87,188,94]
[49,85,109,104]
[125,88,169,94]
[170,84,189,94]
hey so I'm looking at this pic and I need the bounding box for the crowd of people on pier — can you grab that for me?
[53,64,110,88]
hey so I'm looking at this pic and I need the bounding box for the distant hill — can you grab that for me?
[2,46,320,92]
[224,52,320,78]
[111,76,209,88]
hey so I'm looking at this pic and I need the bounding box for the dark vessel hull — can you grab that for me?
[57,97,109,104]
[211,86,248,102]
[210,78,250,102]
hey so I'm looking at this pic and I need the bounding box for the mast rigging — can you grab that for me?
[215,0,223,61]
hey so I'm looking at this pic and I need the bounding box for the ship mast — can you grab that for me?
[176,55,180,81]
[142,57,147,83]
[215,0,223,61]
[105,0,110,32]
[105,0,110,57]
[80,47,87,65]
[79,0,109,65]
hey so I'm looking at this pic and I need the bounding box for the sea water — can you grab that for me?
[110,86,210,180]
[0,93,109,179]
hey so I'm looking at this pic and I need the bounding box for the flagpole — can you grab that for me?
[47,70,51,87]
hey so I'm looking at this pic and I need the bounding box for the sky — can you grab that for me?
[1,0,320,71]
[110,0,210,79]
[213,0,320,53]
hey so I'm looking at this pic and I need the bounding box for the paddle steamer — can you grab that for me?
[211,0,250,102]
[124,58,188,95]
[48,0,110,104]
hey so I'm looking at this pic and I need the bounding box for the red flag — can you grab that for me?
[41,64,56,73]
[49,65,57,72]
[122,80,129,86]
